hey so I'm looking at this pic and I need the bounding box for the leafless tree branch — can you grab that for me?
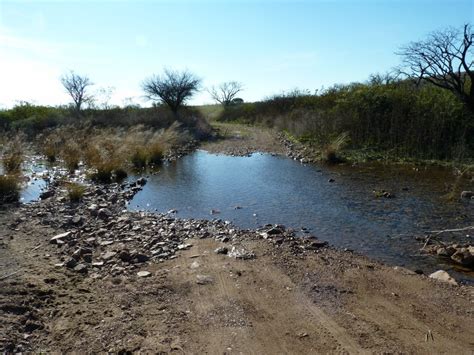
[60,71,94,114]
[208,81,244,106]
[396,24,474,112]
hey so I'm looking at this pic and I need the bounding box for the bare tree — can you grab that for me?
[60,71,94,113]
[142,69,201,114]
[397,24,474,112]
[95,86,115,110]
[208,81,244,106]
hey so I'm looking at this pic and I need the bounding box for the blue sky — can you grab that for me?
[0,0,471,107]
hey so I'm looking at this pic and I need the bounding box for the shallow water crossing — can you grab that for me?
[129,151,473,282]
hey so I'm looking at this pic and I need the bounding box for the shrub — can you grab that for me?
[42,135,62,162]
[0,175,20,204]
[66,182,86,202]
[2,151,23,174]
[90,168,113,183]
[2,137,24,174]
[217,80,473,162]
[114,168,128,181]
[148,141,164,166]
[322,132,350,164]
[130,147,149,169]
[61,142,81,173]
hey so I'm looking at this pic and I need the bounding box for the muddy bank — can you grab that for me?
[1,177,474,353]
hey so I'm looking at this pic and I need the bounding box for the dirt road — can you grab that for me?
[1,213,473,353]
[202,122,287,156]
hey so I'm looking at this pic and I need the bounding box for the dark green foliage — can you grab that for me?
[0,103,211,141]
[218,80,473,161]
[114,168,128,181]
[0,102,68,135]
[90,169,113,184]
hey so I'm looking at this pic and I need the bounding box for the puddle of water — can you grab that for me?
[129,151,474,283]
[1,157,52,203]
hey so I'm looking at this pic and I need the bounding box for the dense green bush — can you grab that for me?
[218,80,473,161]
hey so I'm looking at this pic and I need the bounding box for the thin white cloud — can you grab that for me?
[0,51,68,106]
[0,26,60,57]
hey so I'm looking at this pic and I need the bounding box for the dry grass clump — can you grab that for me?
[61,141,82,173]
[2,136,24,174]
[147,141,165,166]
[0,175,20,204]
[125,123,183,168]
[322,132,350,164]
[84,130,128,183]
[130,146,149,169]
[37,121,191,183]
[66,182,86,202]
[43,135,62,162]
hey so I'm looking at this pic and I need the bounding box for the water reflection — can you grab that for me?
[129,151,473,282]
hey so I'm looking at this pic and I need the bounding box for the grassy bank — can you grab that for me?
[214,79,474,165]
[0,104,213,203]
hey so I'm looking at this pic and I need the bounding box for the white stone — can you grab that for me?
[137,271,152,278]
[429,270,458,286]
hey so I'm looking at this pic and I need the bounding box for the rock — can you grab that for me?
[98,208,112,219]
[215,246,228,255]
[50,231,72,244]
[196,274,214,285]
[73,263,88,274]
[39,190,54,200]
[133,253,150,263]
[65,258,78,269]
[177,243,192,250]
[436,247,453,257]
[228,246,256,260]
[70,216,82,225]
[87,204,99,216]
[266,226,285,235]
[328,178,335,183]
[451,250,474,267]
[118,250,131,262]
[429,270,458,285]
[305,240,328,249]
[137,271,152,278]
[190,261,200,269]
[460,191,473,199]
[101,251,116,261]
[137,177,147,186]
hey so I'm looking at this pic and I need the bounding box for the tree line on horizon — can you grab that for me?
[0,23,472,162]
